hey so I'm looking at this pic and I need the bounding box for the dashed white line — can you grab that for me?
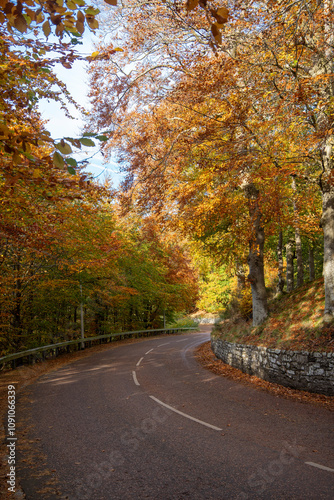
[149,395,222,431]
[132,371,140,386]
[305,462,334,473]
[145,348,154,355]
[136,357,144,367]
[175,339,190,343]
[157,342,170,347]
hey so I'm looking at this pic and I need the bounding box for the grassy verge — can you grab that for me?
[212,277,334,353]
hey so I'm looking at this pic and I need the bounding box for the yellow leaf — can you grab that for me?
[186,0,199,11]
[217,7,229,20]
[42,20,51,37]
[90,51,99,58]
[0,123,10,137]
[211,24,222,45]
[104,0,117,4]
[36,12,45,24]
[77,10,85,23]
[212,6,229,25]
[76,20,84,34]
[86,17,98,30]
[32,169,41,178]
[14,14,27,33]
[55,22,64,37]
[66,0,77,9]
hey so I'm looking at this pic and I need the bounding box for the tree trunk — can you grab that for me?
[295,226,304,287]
[321,184,334,319]
[294,229,303,287]
[286,239,295,292]
[292,176,304,287]
[235,259,246,295]
[243,183,268,327]
[309,245,315,281]
[276,230,285,294]
[318,2,334,319]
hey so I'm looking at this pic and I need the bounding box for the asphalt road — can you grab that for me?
[17,327,334,499]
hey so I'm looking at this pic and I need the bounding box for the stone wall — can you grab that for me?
[211,337,334,396]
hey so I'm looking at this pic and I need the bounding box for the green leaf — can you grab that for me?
[67,166,76,175]
[23,152,36,161]
[96,135,108,142]
[65,27,82,37]
[66,0,77,9]
[53,151,64,168]
[55,141,73,154]
[80,137,95,147]
[66,157,78,167]
[84,7,100,15]
[83,132,96,137]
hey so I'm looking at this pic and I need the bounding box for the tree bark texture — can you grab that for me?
[286,239,295,292]
[276,230,285,294]
[235,259,246,295]
[321,184,334,318]
[292,177,304,287]
[319,2,334,318]
[244,183,268,327]
[295,226,304,288]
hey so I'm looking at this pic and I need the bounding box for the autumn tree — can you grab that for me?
[87,0,332,324]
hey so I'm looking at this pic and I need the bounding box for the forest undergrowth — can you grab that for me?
[213,278,334,353]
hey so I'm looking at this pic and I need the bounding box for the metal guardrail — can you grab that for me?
[0,327,197,369]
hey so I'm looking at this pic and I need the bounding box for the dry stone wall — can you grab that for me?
[211,337,334,396]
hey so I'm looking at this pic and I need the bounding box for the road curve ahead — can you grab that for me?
[18,327,334,499]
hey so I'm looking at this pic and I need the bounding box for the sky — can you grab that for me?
[38,29,123,187]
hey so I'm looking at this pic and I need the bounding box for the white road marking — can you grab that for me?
[145,348,154,355]
[157,342,170,347]
[136,357,144,367]
[149,396,223,431]
[175,339,190,343]
[305,462,334,473]
[132,371,140,386]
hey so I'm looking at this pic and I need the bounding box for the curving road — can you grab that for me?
[18,327,334,499]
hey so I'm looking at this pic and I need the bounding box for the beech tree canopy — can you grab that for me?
[0,0,201,356]
[88,0,332,326]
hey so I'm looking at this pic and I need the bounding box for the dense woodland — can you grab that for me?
[0,0,333,356]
